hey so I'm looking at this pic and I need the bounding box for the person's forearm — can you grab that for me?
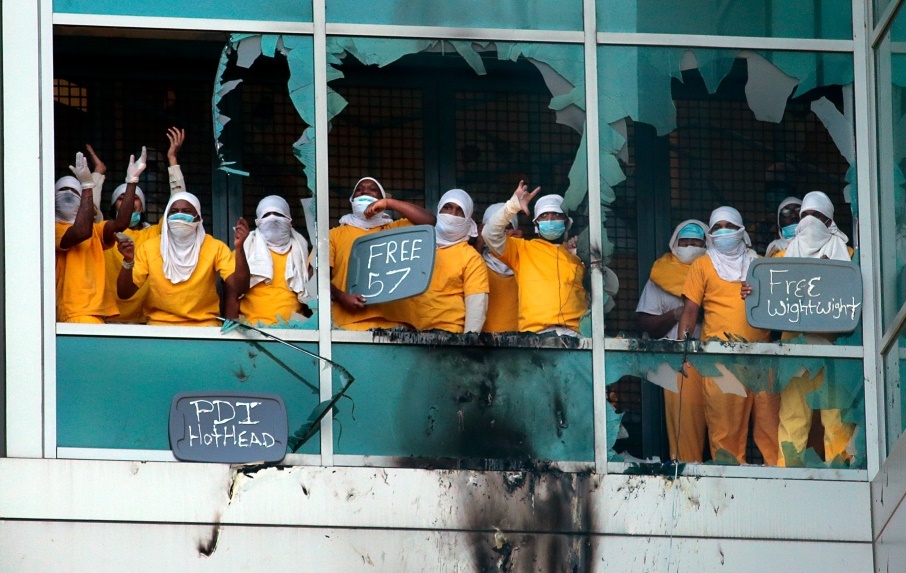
[227,248,251,297]
[168,165,185,195]
[638,310,679,339]
[117,266,139,299]
[386,199,436,226]
[464,293,488,333]
[59,191,97,249]
[676,299,700,340]
[111,183,138,232]
[481,195,520,256]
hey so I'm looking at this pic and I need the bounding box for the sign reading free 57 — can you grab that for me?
[347,225,436,304]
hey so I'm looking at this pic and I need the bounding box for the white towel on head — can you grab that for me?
[160,192,205,283]
[785,191,849,260]
[435,188,478,248]
[338,177,394,230]
[244,228,312,300]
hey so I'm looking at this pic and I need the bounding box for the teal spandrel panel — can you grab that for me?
[326,0,583,31]
[597,0,851,40]
[57,336,321,454]
[53,0,313,21]
[331,344,594,462]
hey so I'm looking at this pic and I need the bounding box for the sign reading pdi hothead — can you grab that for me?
[346,224,436,304]
[744,258,862,332]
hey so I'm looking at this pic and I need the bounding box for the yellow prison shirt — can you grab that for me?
[55,221,119,322]
[329,219,411,330]
[104,222,162,323]
[131,235,235,327]
[682,255,769,342]
[240,250,304,326]
[399,242,489,332]
[496,237,587,333]
[483,268,519,333]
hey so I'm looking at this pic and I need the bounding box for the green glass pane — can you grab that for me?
[54,0,312,21]
[331,344,594,462]
[597,0,851,40]
[606,347,865,469]
[326,0,582,30]
[57,336,322,454]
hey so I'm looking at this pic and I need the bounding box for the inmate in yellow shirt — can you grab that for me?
[682,255,768,342]
[483,268,518,333]
[329,219,410,330]
[240,250,304,326]
[132,235,235,327]
[104,222,162,323]
[399,242,489,332]
[496,237,587,333]
[55,221,118,323]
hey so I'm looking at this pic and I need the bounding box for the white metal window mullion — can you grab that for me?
[313,0,334,466]
[871,0,906,48]
[853,0,886,477]
[583,0,608,475]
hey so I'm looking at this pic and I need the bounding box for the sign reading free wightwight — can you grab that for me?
[169,392,288,463]
[744,258,862,332]
[347,225,436,304]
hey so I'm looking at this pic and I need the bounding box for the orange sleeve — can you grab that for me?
[682,257,706,306]
[496,236,522,270]
[132,241,150,288]
[462,248,490,297]
[215,241,236,280]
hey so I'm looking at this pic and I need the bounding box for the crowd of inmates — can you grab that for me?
[55,129,855,466]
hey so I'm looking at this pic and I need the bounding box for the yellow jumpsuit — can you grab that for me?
[55,221,118,324]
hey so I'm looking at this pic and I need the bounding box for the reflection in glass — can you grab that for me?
[597,0,851,39]
[607,348,865,468]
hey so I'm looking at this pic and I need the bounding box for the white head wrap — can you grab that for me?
[669,219,708,259]
[785,191,850,260]
[243,195,312,299]
[435,189,478,248]
[481,202,516,276]
[54,176,82,224]
[160,192,206,284]
[532,194,573,230]
[338,177,394,230]
[706,206,757,282]
[111,184,146,212]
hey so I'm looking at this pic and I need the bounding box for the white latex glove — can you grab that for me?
[68,152,95,189]
[125,146,147,183]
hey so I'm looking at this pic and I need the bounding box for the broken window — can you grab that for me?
[597,0,852,39]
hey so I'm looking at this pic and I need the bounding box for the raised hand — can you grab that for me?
[364,198,389,218]
[166,127,185,166]
[514,180,540,216]
[69,152,95,189]
[234,217,249,248]
[85,144,107,175]
[125,146,147,183]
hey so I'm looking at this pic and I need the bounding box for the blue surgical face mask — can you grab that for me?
[780,223,798,240]
[168,212,196,223]
[130,211,142,227]
[537,220,566,241]
[710,228,742,253]
[351,195,378,217]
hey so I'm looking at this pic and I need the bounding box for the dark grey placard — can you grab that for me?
[169,392,288,463]
[744,258,862,332]
[347,224,436,304]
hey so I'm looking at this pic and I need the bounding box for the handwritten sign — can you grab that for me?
[169,392,288,463]
[347,225,436,304]
[744,258,862,332]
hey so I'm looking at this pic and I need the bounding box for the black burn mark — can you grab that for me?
[554,393,569,438]
[197,524,221,557]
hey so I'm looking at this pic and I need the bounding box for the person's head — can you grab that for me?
[799,191,834,228]
[533,194,571,242]
[476,202,521,252]
[54,175,82,223]
[110,184,146,227]
[349,177,386,217]
[255,195,294,248]
[707,206,749,255]
[776,196,802,240]
[670,220,708,264]
[168,199,199,220]
[435,189,477,246]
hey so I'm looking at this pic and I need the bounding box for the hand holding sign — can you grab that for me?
[347,225,436,305]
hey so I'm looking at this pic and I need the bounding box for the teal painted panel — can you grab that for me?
[57,336,321,454]
[332,344,594,462]
[597,0,851,39]
[325,0,582,31]
[53,0,313,21]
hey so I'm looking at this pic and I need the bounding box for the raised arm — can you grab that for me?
[102,147,146,245]
[224,218,251,304]
[166,127,186,195]
[481,180,539,256]
[58,152,100,250]
[85,144,107,221]
[364,198,436,226]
